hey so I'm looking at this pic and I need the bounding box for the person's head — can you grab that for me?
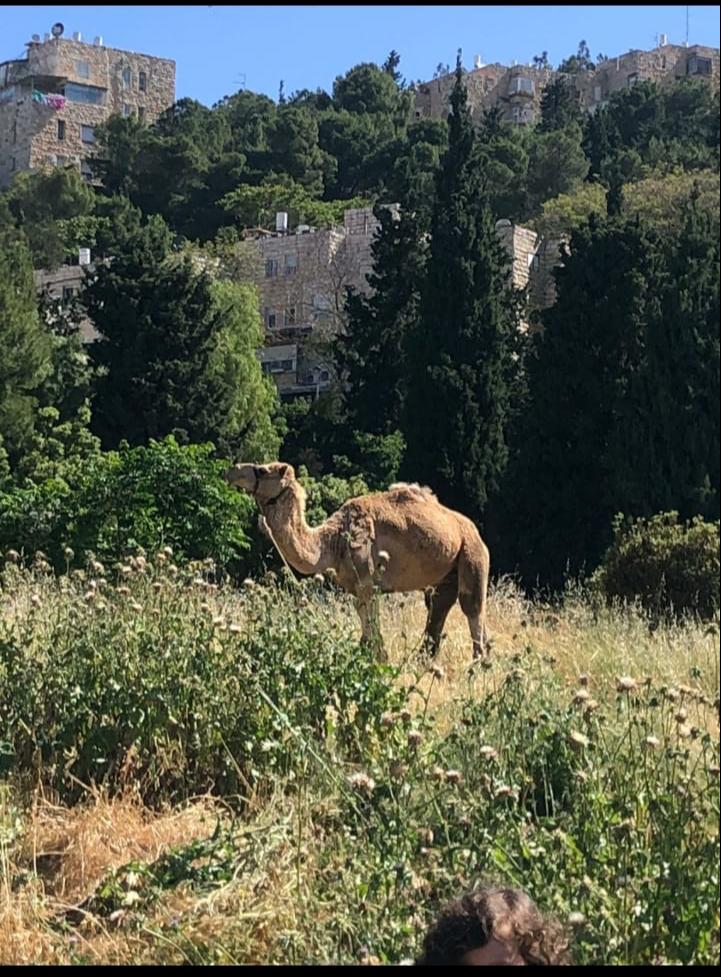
[416,885,572,966]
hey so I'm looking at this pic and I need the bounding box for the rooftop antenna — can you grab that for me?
[234,72,246,90]
[685,5,689,45]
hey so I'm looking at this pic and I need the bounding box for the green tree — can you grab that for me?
[0,209,51,471]
[538,76,582,132]
[526,123,589,214]
[476,107,530,219]
[620,193,720,520]
[335,203,425,436]
[4,166,95,269]
[382,49,404,88]
[269,104,326,194]
[84,216,279,458]
[403,58,516,518]
[558,39,595,73]
[387,117,448,220]
[499,214,666,588]
[14,290,101,484]
[220,176,368,230]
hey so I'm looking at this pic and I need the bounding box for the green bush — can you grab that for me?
[594,512,720,620]
[0,436,255,577]
[297,465,370,526]
[0,566,402,806]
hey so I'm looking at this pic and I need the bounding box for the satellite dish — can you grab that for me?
[51,22,64,38]
[31,33,41,42]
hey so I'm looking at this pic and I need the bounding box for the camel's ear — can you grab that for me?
[278,463,295,486]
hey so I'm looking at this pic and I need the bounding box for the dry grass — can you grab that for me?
[376,579,718,732]
[0,791,224,964]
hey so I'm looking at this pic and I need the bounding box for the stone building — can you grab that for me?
[245,206,388,398]
[414,59,554,127]
[247,206,564,397]
[414,41,720,126]
[33,260,98,342]
[573,42,720,111]
[0,24,175,187]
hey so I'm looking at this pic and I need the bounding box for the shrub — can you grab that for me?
[0,566,402,806]
[297,466,370,526]
[0,436,255,577]
[593,512,720,620]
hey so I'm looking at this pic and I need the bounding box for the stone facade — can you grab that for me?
[574,43,720,111]
[415,62,554,126]
[242,206,387,398]
[414,42,720,126]
[0,30,175,186]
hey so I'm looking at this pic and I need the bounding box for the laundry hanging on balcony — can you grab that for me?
[32,89,66,109]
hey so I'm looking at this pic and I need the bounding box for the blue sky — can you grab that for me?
[3,5,719,105]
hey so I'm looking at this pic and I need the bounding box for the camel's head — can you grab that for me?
[224,462,296,506]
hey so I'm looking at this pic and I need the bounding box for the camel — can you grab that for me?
[224,462,491,662]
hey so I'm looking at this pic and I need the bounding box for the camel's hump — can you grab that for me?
[387,482,437,501]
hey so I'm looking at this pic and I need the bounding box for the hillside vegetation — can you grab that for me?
[1,559,719,965]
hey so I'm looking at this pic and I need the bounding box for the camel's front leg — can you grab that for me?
[355,590,386,663]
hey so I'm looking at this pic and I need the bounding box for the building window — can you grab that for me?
[285,307,296,326]
[12,121,17,143]
[687,55,712,76]
[81,125,95,144]
[122,103,132,117]
[139,71,147,92]
[11,157,16,171]
[62,286,76,300]
[57,119,66,140]
[319,370,330,382]
[512,76,534,95]
[80,160,94,181]
[75,60,90,78]
[284,253,298,275]
[627,73,639,87]
[63,83,105,105]
[138,106,146,121]
[265,259,279,278]
[122,67,132,88]
[266,311,277,328]
[593,84,602,102]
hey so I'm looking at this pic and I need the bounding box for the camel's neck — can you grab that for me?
[260,483,332,575]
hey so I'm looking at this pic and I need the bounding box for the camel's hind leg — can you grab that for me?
[422,567,458,657]
[458,539,490,660]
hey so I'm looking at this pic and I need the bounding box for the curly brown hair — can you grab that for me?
[416,884,573,966]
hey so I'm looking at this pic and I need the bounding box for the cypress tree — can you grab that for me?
[334,203,425,435]
[623,190,720,520]
[0,206,51,472]
[403,56,515,518]
[499,213,665,588]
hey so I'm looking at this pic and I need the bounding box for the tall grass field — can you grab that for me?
[1,554,719,964]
